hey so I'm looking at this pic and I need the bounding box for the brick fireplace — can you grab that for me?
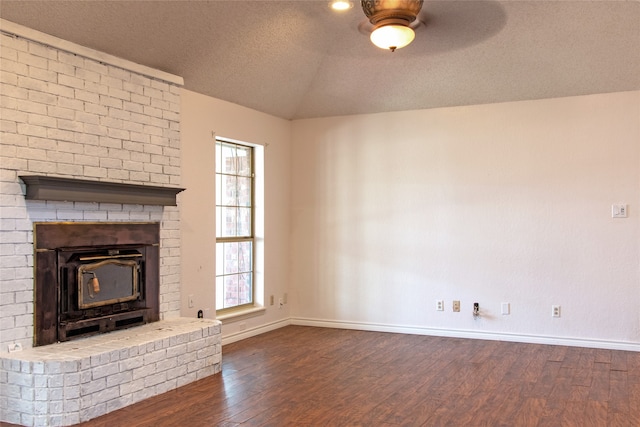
[0,24,186,354]
[0,22,221,426]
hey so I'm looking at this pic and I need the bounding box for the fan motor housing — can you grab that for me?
[361,0,424,26]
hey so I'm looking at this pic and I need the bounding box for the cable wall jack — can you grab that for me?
[473,302,480,318]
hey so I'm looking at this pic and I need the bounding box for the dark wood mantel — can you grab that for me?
[20,175,185,206]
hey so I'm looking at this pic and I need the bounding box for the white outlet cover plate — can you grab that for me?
[501,302,510,315]
[612,203,628,218]
[8,343,23,353]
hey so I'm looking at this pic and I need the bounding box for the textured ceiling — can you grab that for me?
[1,1,638,120]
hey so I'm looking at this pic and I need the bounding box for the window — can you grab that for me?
[215,140,254,312]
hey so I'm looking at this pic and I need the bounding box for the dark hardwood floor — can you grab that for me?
[5,326,640,426]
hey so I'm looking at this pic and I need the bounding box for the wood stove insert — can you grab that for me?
[34,222,160,346]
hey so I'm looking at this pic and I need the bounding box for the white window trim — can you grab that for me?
[215,137,265,315]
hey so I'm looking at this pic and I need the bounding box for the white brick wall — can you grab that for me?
[0,31,184,353]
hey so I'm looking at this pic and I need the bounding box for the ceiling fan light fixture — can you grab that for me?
[361,0,423,51]
[370,24,415,51]
[330,0,353,11]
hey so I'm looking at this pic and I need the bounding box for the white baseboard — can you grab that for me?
[221,318,291,346]
[290,317,640,352]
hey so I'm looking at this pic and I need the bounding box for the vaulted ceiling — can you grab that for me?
[1,1,638,120]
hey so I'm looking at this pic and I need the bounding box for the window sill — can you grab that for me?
[217,306,266,323]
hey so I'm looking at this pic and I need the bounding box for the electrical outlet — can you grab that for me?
[453,300,460,312]
[501,302,510,315]
[8,343,22,353]
[436,300,444,311]
[552,305,561,318]
[279,298,284,308]
[270,295,274,306]
[188,294,194,308]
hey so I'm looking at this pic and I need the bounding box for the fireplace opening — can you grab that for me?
[57,245,152,342]
[34,222,160,346]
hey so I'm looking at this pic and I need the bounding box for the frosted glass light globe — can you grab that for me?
[370,25,415,51]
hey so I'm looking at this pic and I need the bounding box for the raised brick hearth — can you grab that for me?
[0,318,221,426]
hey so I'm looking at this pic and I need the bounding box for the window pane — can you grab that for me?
[221,206,237,237]
[220,144,237,174]
[216,242,224,275]
[215,207,222,238]
[223,274,238,308]
[223,242,238,274]
[238,241,252,273]
[215,172,222,206]
[237,177,251,206]
[236,146,252,177]
[238,273,252,305]
[237,207,251,236]
[215,142,222,174]
[221,175,237,206]
[216,276,224,310]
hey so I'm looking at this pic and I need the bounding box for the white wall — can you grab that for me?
[180,90,292,339]
[290,91,640,349]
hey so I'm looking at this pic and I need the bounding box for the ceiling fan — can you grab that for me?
[332,0,425,52]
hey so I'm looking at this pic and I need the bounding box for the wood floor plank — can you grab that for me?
[610,350,629,372]
[583,400,609,427]
[511,397,546,427]
[589,361,612,402]
[529,360,563,399]
[608,369,630,415]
